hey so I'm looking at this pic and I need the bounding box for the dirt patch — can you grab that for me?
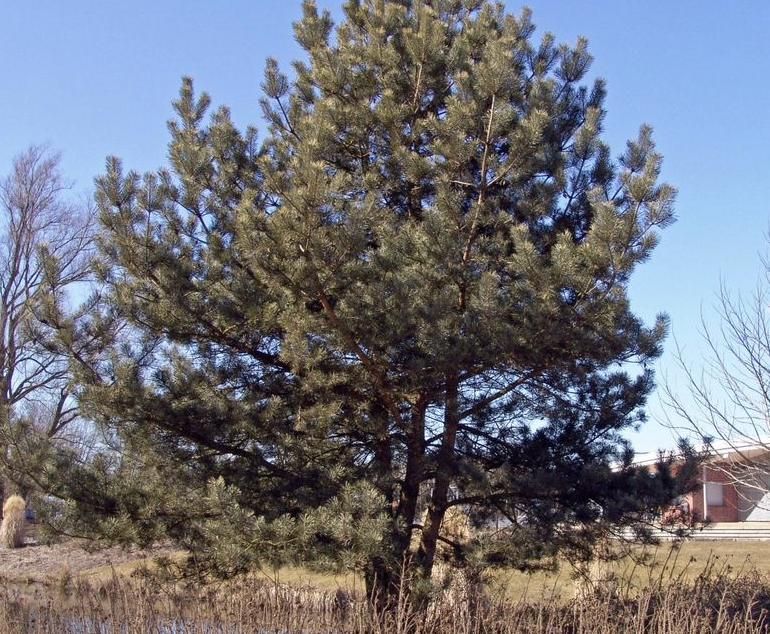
[0,534,179,583]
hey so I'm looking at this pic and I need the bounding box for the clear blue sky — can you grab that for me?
[2,1,768,454]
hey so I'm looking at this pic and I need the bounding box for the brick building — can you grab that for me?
[656,442,770,523]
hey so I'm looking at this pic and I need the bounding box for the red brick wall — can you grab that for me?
[688,465,740,523]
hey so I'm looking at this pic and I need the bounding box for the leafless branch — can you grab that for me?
[0,145,95,450]
[663,237,770,508]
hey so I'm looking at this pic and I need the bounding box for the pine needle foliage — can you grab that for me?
[57,0,696,602]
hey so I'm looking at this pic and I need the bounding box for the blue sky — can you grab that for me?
[2,1,768,453]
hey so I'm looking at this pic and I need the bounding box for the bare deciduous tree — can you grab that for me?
[0,146,94,491]
[665,244,770,510]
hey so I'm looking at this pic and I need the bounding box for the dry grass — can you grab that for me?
[249,563,361,593]
[75,549,189,585]
[2,559,770,634]
[492,539,770,601]
[0,495,26,549]
[5,538,770,632]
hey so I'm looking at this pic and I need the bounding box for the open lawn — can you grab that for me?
[491,540,770,601]
[3,535,770,597]
[3,537,770,633]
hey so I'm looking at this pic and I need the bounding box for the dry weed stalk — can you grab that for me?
[2,557,770,633]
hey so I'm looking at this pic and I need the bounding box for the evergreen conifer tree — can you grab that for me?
[55,0,697,603]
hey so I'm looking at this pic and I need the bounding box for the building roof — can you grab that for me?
[631,437,770,468]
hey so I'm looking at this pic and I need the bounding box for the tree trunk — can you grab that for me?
[364,555,400,612]
[416,371,460,582]
[366,403,426,609]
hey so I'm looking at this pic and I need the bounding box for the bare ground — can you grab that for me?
[0,533,178,584]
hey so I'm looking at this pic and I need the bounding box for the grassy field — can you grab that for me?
[26,538,770,599]
[6,534,770,599]
[4,544,770,634]
[165,540,770,602]
[489,539,770,601]
[4,538,770,633]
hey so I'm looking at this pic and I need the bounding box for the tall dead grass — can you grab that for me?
[0,495,26,549]
[1,559,770,633]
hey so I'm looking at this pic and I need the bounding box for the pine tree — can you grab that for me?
[58,0,695,603]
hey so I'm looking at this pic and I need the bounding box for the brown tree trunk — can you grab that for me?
[416,371,460,582]
[365,402,426,610]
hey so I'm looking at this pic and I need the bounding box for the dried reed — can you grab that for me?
[0,495,26,549]
[1,558,770,633]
